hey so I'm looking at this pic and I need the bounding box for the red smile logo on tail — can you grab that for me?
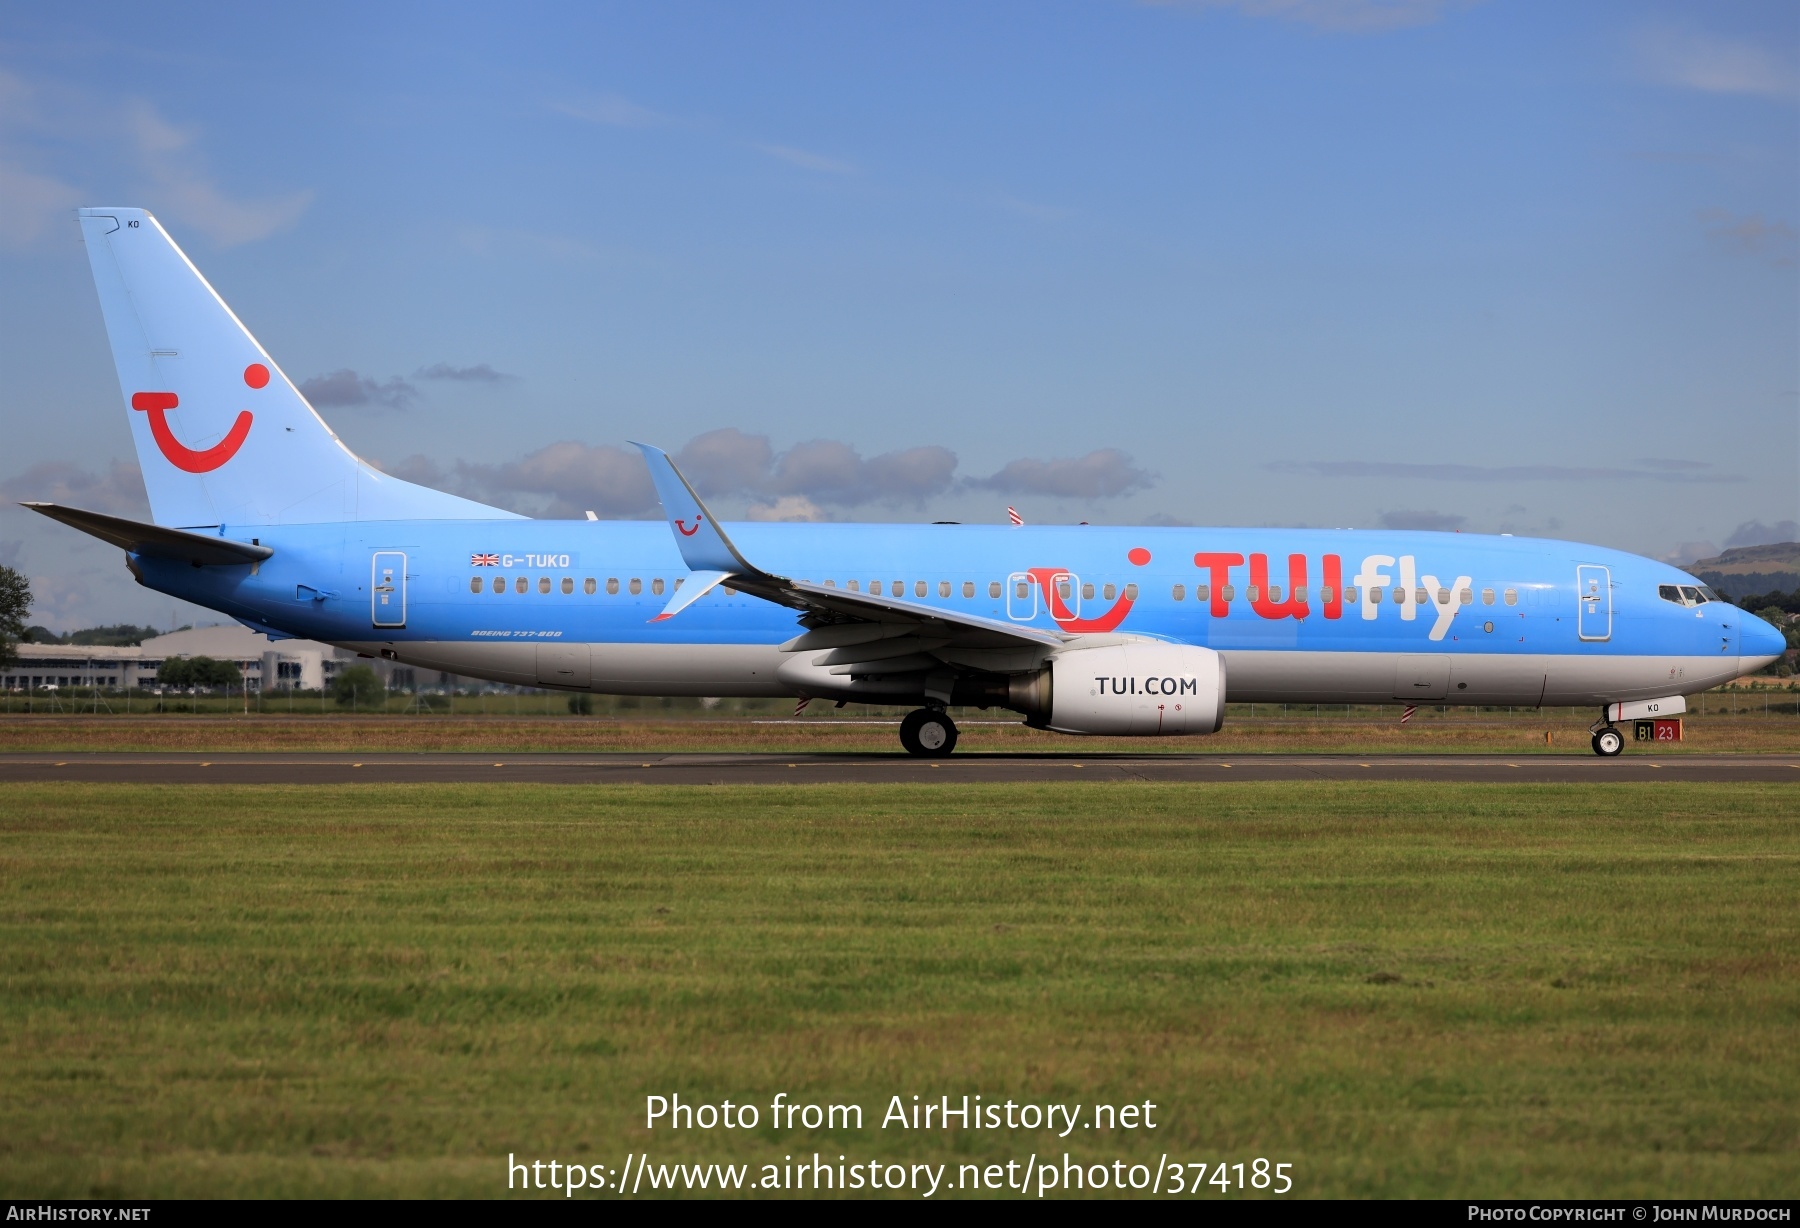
[130,363,266,473]
[676,515,703,537]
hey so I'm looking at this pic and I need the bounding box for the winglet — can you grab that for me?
[631,442,756,575]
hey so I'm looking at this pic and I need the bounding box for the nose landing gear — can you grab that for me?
[1590,725,1624,757]
[900,707,959,757]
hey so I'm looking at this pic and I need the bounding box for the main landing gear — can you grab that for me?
[900,708,959,757]
[1590,725,1624,757]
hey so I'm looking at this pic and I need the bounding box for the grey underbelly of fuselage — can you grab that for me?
[341,640,1736,708]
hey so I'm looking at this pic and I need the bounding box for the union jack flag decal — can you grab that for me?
[470,553,499,566]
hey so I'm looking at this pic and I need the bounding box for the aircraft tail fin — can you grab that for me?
[75,207,519,528]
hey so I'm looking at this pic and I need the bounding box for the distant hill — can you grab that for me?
[23,623,165,647]
[1685,542,1800,600]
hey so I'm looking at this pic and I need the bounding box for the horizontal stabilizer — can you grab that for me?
[21,502,272,567]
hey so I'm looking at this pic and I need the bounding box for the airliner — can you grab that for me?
[25,208,1786,756]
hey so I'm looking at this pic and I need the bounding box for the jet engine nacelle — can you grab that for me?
[1038,641,1226,736]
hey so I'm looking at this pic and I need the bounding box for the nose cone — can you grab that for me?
[1740,610,1789,670]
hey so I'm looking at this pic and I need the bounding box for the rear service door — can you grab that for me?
[1577,565,1611,642]
[372,551,406,628]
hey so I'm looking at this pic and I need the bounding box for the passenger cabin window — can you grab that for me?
[515,576,528,594]
[1015,581,1029,599]
[1082,583,1094,600]
[938,581,950,598]
[1268,585,1282,602]
[629,578,642,595]
[1344,586,1357,603]
[1195,584,1209,603]
[1103,583,1116,600]
[823,579,836,588]
[989,582,1001,598]
[1436,587,1450,604]
[538,576,551,594]
[1504,588,1518,606]
[1220,584,1235,602]
[1124,583,1138,600]
[1294,586,1307,603]
[1458,588,1472,605]
[962,581,974,598]
[652,578,665,596]
[893,580,904,596]
[848,580,860,592]
[1057,580,1071,600]
[469,577,482,594]
[1172,584,1186,601]
[1370,587,1383,605]
[917,581,928,598]
[561,577,574,595]
[606,578,619,595]
[1247,585,1262,603]
[1482,588,1495,605]
[1319,586,1332,603]
[584,577,597,595]
[492,577,505,594]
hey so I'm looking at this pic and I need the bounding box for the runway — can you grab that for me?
[1,752,1796,784]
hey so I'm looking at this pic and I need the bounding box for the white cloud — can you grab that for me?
[1697,208,1798,267]
[0,159,83,247]
[1379,509,1467,531]
[126,101,314,246]
[755,144,857,175]
[550,94,672,128]
[387,432,1153,519]
[415,363,513,382]
[457,441,658,519]
[968,449,1154,499]
[746,495,827,522]
[1725,520,1800,550]
[1,460,150,519]
[298,369,417,410]
[1635,25,1799,102]
[1148,0,1476,34]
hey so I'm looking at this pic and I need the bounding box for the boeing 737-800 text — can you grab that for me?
[25,209,1786,756]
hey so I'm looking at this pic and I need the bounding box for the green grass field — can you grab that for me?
[2,782,1796,1198]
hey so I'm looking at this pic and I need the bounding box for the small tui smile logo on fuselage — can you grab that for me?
[131,363,268,473]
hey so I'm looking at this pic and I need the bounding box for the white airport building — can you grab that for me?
[3,625,439,693]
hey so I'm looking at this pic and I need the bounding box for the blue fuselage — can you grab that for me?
[132,520,1783,707]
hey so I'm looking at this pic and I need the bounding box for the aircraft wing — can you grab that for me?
[632,443,1064,660]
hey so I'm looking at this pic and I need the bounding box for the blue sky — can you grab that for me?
[2,0,1795,629]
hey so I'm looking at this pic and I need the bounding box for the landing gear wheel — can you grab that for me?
[1592,727,1624,757]
[900,708,958,757]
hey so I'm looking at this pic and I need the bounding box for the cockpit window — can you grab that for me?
[1660,584,1719,608]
